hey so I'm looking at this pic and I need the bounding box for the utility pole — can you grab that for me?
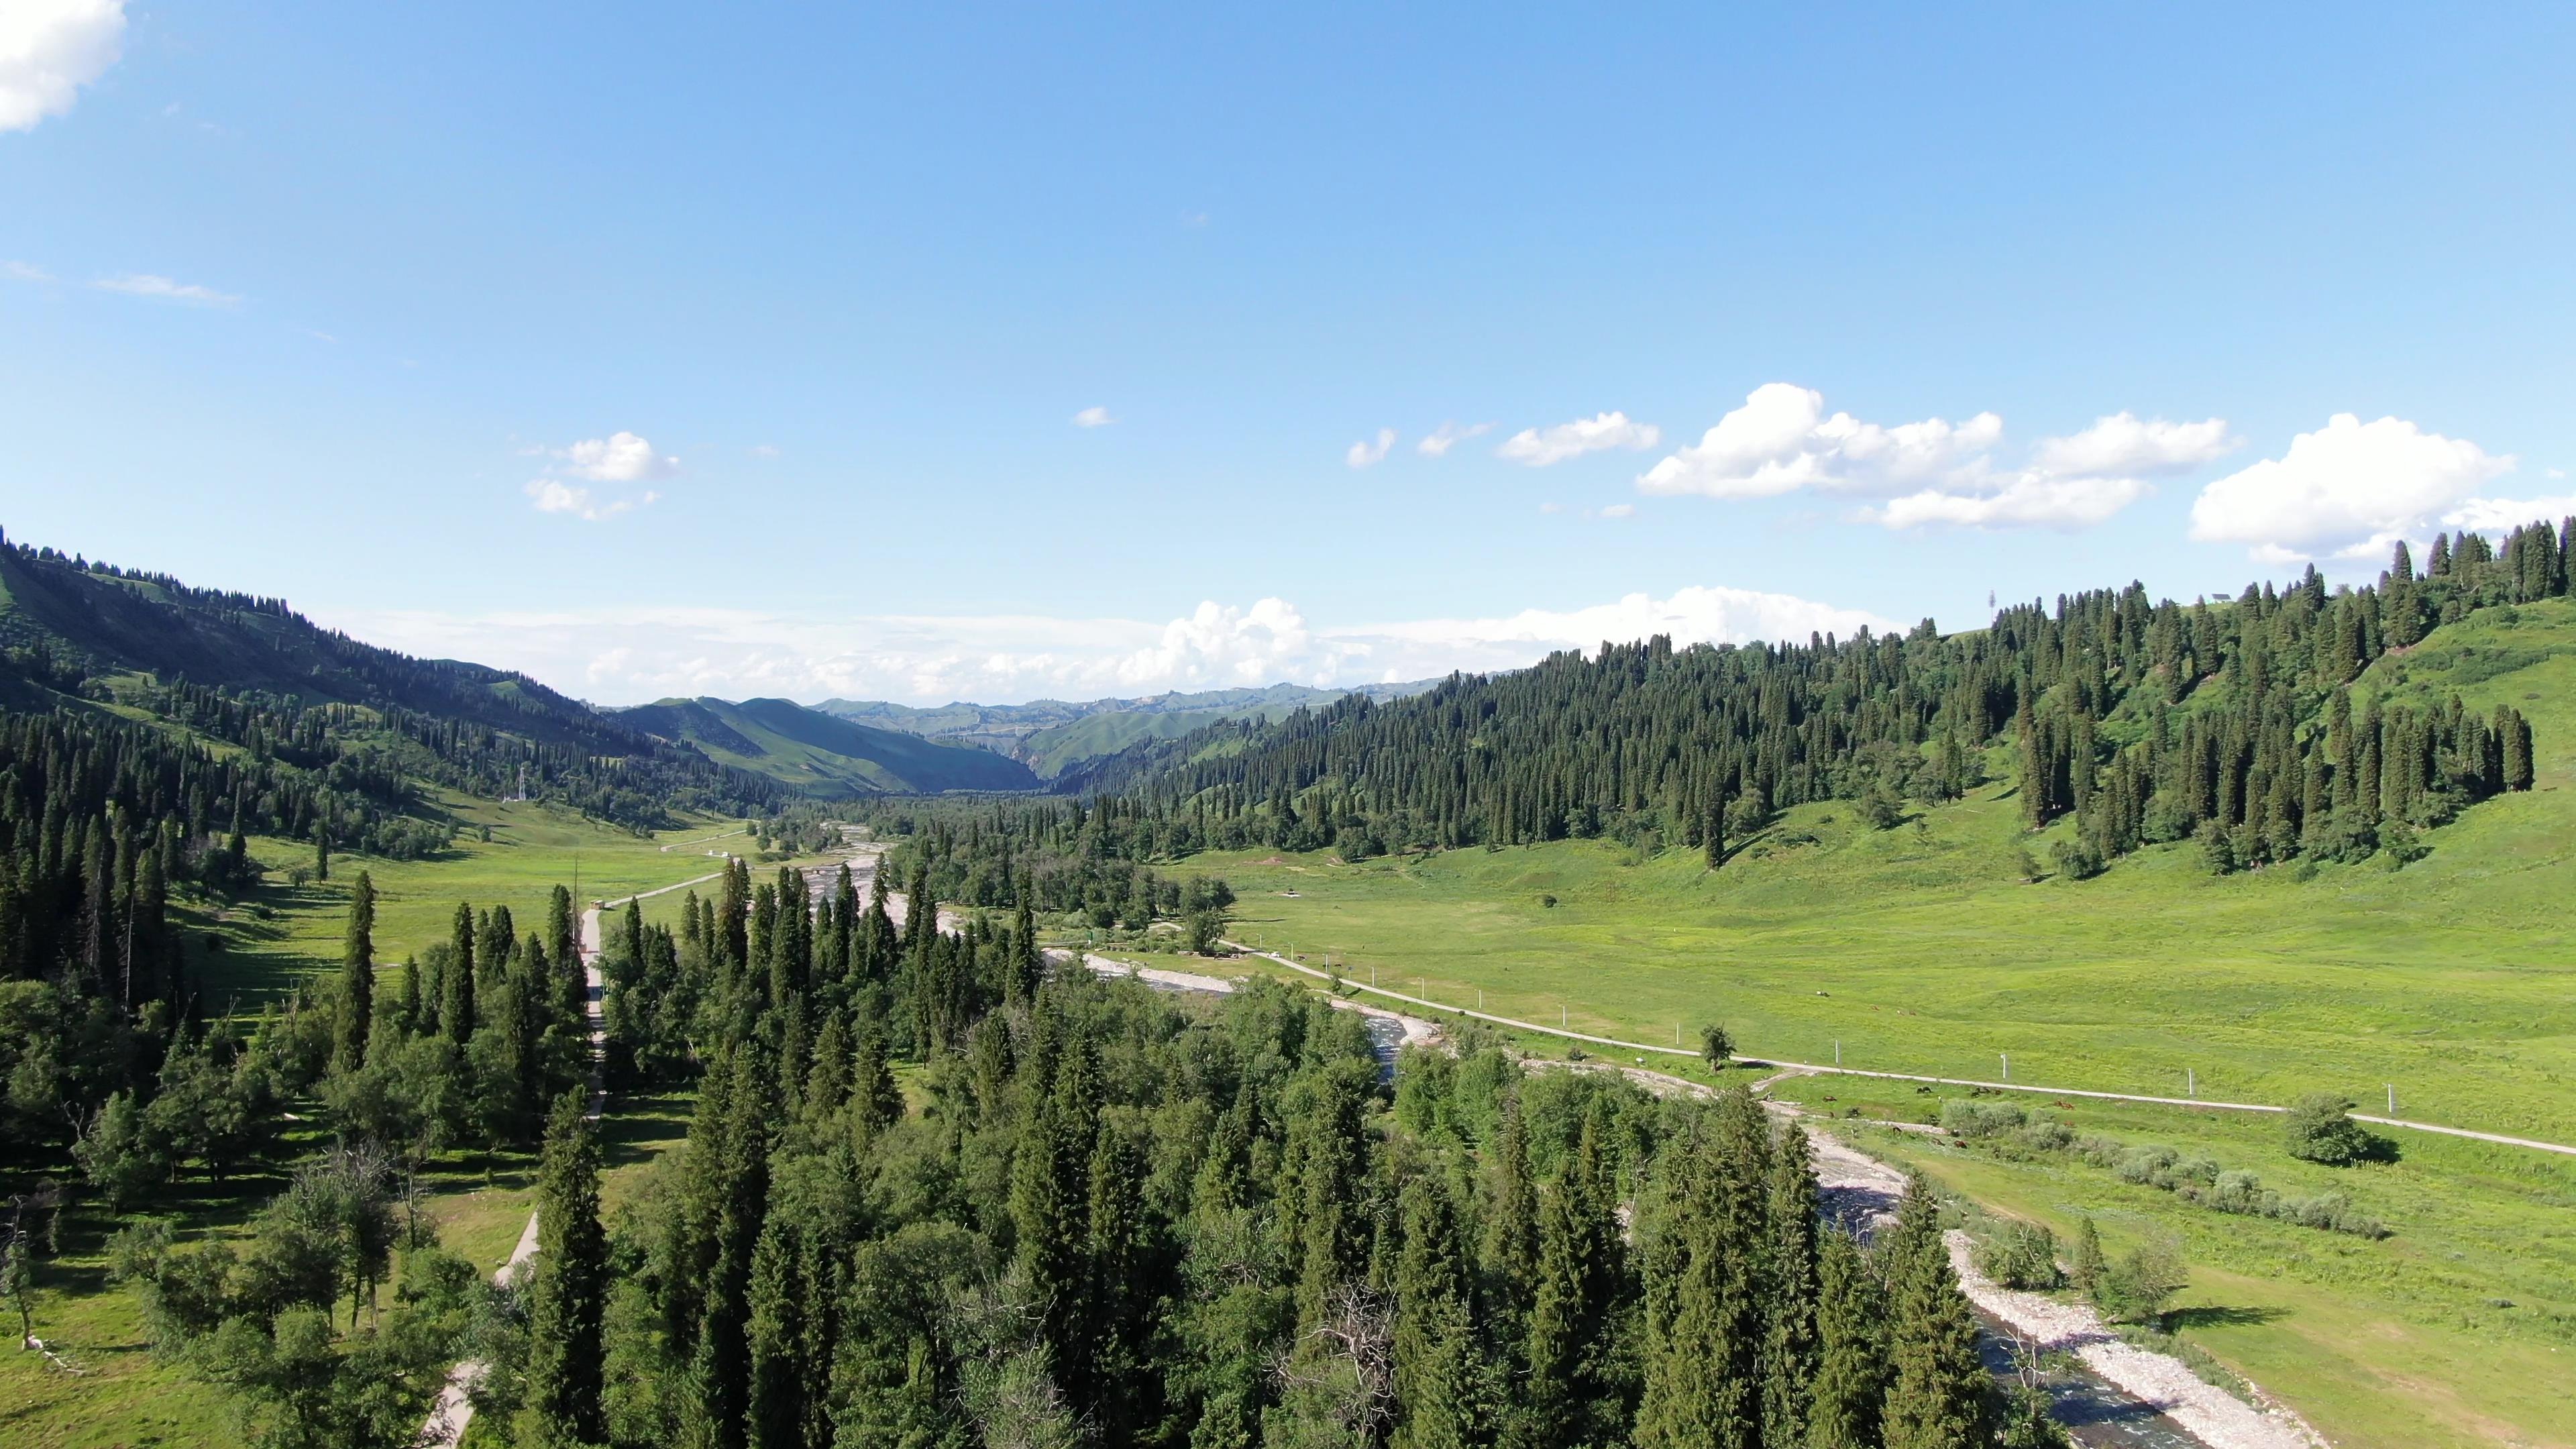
[2187,1067,2196,1099]
[1833,1039,1841,1066]
[2000,1053,2009,1081]
[2387,1083,2397,1114]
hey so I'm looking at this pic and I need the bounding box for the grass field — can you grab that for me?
[1160,601,2576,1443]
[0,798,750,1448]
[199,794,761,1006]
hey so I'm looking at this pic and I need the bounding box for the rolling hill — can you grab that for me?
[613,695,1042,796]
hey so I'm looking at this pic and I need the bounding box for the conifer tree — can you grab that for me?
[1805,1226,1885,1449]
[1879,1175,1988,1449]
[523,1091,608,1448]
[1758,1124,1820,1447]
[444,901,477,1044]
[333,871,375,1075]
[1394,1174,1498,1449]
[1519,1108,1623,1449]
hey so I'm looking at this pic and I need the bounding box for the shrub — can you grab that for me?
[2283,1094,2391,1166]
[2049,838,2106,881]
[2195,820,2237,875]
[2093,1236,2188,1325]
[1972,1221,2064,1291]
[1939,1100,2027,1140]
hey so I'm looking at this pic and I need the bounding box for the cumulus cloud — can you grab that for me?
[555,431,678,482]
[1072,406,1115,428]
[1497,411,1660,467]
[1640,383,1999,498]
[95,273,238,305]
[520,431,676,519]
[1599,503,1636,519]
[2032,412,2237,478]
[1346,428,1396,468]
[326,583,1892,708]
[2189,413,2515,561]
[525,480,659,522]
[1416,421,1492,458]
[1642,384,2225,531]
[1874,475,2147,530]
[0,0,123,133]
[2442,494,2576,535]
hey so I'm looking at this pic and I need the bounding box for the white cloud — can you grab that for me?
[1346,428,1396,468]
[2031,412,2237,478]
[749,443,781,458]
[326,583,1892,708]
[555,431,678,482]
[525,479,659,522]
[1641,384,2220,531]
[2443,494,2576,534]
[1416,421,1492,458]
[0,0,122,133]
[1072,406,1115,428]
[1599,503,1636,519]
[3,260,52,283]
[2188,413,2515,561]
[94,273,238,305]
[1497,411,1660,467]
[1640,383,1998,498]
[1872,475,2147,530]
[1538,502,1564,514]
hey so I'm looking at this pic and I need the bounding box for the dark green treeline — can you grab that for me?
[1053,539,2558,869]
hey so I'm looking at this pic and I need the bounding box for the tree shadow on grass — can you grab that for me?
[2165,1303,2290,1331]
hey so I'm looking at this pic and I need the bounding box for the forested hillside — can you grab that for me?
[1064,527,2565,875]
[614,695,1043,796]
[0,532,784,829]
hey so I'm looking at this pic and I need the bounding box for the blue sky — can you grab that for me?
[6,3,2574,704]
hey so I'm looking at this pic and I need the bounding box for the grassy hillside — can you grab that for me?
[616,695,1040,796]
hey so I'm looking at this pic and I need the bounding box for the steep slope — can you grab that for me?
[615,696,1040,796]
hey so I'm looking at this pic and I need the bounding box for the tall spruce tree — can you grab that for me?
[333,871,376,1075]
[1879,1175,1989,1449]
[445,900,478,1044]
[523,1090,608,1448]
[1394,1174,1498,1449]
[1805,1226,1886,1449]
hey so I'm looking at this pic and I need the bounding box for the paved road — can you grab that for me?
[1221,941,2576,1159]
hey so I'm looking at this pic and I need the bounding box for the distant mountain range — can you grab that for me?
[0,527,1438,804]
[814,680,1437,779]
[610,696,1043,796]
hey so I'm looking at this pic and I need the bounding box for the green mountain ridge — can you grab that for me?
[613,695,1042,796]
[0,532,781,826]
[815,679,1438,777]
